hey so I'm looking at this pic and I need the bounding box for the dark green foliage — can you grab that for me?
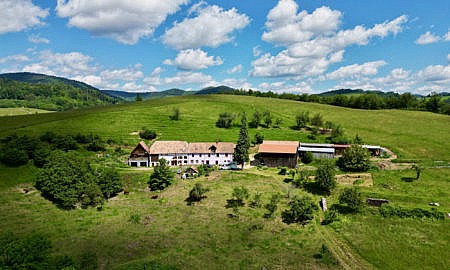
[293,169,312,188]
[86,139,106,152]
[353,134,364,145]
[79,251,98,270]
[337,145,371,172]
[0,134,37,166]
[169,108,180,120]
[186,183,210,205]
[227,186,249,207]
[252,133,264,145]
[311,113,323,127]
[274,117,283,128]
[379,205,445,220]
[314,244,338,265]
[249,192,262,208]
[295,111,310,129]
[0,147,29,167]
[95,167,122,199]
[53,135,79,151]
[233,114,250,167]
[135,93,143,101]
[278,167,288,175]
[329,124,348,144]
[315,159,336,195]
[32,144,51,168]
[322,209,340,225]
[148,159,175,191]
[301,152,314,164]
[412,164,422,180]
[263,110,273,127]
[139,129,157,140]
[215,112,235,128]
[39,131,57,143]
[264,193,281,218]
[339,187,364,212]
[35,151,111,209]
[249,110,262,128]
[197,164,212,177]
[281,196,318,225]
[0,76,120,111]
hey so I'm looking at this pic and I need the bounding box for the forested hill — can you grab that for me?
[0,72,122,111]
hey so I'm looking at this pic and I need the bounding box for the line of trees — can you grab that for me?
[226,89,450,115]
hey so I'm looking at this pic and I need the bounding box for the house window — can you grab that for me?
[196,160,199,163]
[190,160,194,164]
[215,161,218,165]
[130,162,137,167]
[184,161,187,164]
[192,154,194,157]
[208,154,210,157]
[140,162,147,167]
[225,154,228,157]
[206,161,209,165]
[184,156,187,159]
[216,154,219,157]
[199,154,202,157]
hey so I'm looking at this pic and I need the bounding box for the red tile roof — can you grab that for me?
[259,141,299,154]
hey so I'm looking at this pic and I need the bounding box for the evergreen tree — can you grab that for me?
[148,159,175,191]
[233,114,250,168]
[135,93,142,101]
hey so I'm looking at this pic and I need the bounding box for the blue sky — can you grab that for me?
[0,0,449,94]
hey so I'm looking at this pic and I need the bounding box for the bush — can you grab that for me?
[264,193,281,219]
[215,112,235,128]
[53,135,79,151]
[315,159,336,195]
[0,147,29,167]
[249,110,262,128]
[252,133,264,145]
[186,183,210,205]
[249,192,262,208]
[338,187,364,212]
[139,129,157,140]
[337,145,371,172]
[95,167,122,199]
[295,111,310,129]
[301,152,314,164]
[227,186,249,207]
[169,108,180,120]
[311,113,323,126]
[282,196,318,225]
[148,159,174,191]
[322,209,340,225]
[278,167,288,175]
[129,213,141,224]
[32,144,52,168]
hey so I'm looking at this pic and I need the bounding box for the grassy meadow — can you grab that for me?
[0,95,449,269]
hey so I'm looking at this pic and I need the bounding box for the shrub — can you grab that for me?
[315,159,336,195]
[86,139,106,152]
[227,186,249,207]
[338,187,364,212]
[293,169,312,188]
[216,112,235,128]
[249,110,262,128]
[129,213,141,224]
[278,167,288,175]
[263,110,273,127]
[32,144,52,168]
[337,145,371,172]
[282,196,318,225]
[53,135,79,151]
[148,159,174,191]
[322,209,340,225]
[295,111,310,129]
[264,193,281,219]
[249,192,262,208]
[301,152,314,164]
[139,129,157,140]
[186,183,210,205]
[252,133,264,145]
[169,108,180,120]
[0,147,29,167]
[311,113,323,126]
[95,167,122,199]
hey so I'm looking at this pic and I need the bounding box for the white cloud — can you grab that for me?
[23,50,97,77]
[0,0,48,34]
[227,64,243,74]
[252,0,407,78]
[327,61,387,80]
[100,66,144,81]
[162,4,250,49]
[258,81,313,93]
[416,64,450,84]
[163,71,214,85]
[444,30,450,41]
[253,46,262,57]
[447,54,450,63]
[415,31,441,45]
[163,49,223,70]
[28,34,50,44]
[0,54,31,64]
[56,0,188,45]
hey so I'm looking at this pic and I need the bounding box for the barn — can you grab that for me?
[128,141,150,167]
[257,141,300,168]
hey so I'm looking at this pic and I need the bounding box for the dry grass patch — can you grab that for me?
[336,173,373,186]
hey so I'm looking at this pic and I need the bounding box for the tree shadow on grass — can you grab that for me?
[401,177,416,182]
[303,181,328,196]
[329,204,354,214]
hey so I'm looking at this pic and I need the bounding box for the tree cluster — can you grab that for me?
[35,151,122,209]
[337,145,371,172]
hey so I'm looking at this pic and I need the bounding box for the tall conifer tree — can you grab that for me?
[234,114,250,168]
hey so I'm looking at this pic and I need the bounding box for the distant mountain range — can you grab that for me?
[102,85,236,100]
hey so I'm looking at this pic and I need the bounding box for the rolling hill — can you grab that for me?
[0,72,122,111]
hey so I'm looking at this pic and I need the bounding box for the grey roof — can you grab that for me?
[298,147,335,154]
[300,143,334,148]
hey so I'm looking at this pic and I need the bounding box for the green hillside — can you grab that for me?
[1,95,448,161]
[0,72,122,111]
[0,95,449,269]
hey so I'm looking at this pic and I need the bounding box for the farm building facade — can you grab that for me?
[257,141,300,168]
[128,141,234,167]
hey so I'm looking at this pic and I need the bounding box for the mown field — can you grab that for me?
[0,107,53,116]
[0,95,449,269]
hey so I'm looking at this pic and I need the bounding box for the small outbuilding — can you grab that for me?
[298,146,335,159]
[257,141,299,168]
[128,141,150,167]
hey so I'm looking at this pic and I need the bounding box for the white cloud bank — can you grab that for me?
[415,31,441,45]
[251,0,407,78]
[162,4,250,50]
[163,49,223,70]
[56,0,188,45]
[0,0,48,34]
